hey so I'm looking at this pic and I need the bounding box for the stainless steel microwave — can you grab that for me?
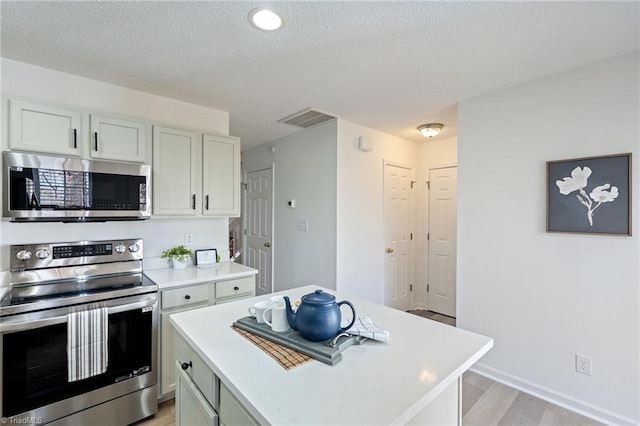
[3,151,151,222]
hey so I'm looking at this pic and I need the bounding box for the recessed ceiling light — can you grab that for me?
[248,8,284,31]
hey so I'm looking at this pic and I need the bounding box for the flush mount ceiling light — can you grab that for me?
[248,8,284,31]
[418,123,443,138]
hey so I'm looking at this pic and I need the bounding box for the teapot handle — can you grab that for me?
[338,301,356,331]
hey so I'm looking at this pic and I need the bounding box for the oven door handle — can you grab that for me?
[0,294,157,333]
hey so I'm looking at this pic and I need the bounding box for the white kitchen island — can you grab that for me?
[170,285,493,425]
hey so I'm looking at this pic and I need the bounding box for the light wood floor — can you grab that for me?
[141,310,602,426]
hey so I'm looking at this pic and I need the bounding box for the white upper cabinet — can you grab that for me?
[153,126,199,216]
[153,127,241,218]
[89,114,147,163]
[202,133,241,217]
[9,99,82,156]
[8,99,149,163]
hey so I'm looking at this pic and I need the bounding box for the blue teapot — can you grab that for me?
[283,290,356,342]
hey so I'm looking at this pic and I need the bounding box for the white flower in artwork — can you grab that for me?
[555,166,618,227]
[556,167,592,195]
[589,184,619,203]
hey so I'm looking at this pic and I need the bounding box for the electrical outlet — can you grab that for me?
[185,233,193,246]
[575,354,592,376]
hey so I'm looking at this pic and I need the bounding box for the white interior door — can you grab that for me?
[384,162,413,310]
[245,167,273,296]
[427,167,457,317]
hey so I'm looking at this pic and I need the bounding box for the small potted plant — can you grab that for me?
[161,245,194,270]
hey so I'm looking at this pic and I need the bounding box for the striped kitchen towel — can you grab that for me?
[67,306,108,382]
[342,316,390,343]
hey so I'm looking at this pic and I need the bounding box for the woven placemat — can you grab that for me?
[232,326,313,370]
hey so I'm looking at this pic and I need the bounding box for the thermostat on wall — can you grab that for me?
[195,249,219,267]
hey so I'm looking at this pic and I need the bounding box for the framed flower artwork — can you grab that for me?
[547,153,632,235]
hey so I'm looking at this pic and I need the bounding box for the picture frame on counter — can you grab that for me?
[195,248,219,267]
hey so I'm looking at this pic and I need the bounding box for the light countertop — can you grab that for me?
[144,262,257,290]
[170,285,493,425]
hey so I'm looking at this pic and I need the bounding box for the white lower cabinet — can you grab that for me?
[219,383,259,426]
[175,333,258,426]
[160,276,255,398]
[176,361,219,426]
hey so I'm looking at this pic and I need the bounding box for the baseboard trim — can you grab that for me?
[470,363,638,426]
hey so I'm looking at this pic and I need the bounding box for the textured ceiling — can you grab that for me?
[1,1,638,150]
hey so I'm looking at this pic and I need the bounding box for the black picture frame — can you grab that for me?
[546,153,632,235]
[195,248,218,266]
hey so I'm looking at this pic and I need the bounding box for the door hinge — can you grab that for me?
[411,180,417,189]
[426,181,430,190]
[243,229,247,235]
[242,182,248,190]
[410,233,413,240]
[410,284,413,291]
[427,284,430,292]
[427,233,430,240]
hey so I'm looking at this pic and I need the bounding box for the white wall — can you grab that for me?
[0,59,231,271]
[457,52,639,424]
[414,137,458,308]
[336,120,419,303]
[242,121,337,291]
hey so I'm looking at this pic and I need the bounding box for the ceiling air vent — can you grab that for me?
[277,107,336,129]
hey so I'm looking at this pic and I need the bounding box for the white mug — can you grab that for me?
[248,301,273,324]
[263,303,290,332]
[270,295,285,304]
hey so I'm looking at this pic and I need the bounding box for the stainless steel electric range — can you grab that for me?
[0,239,158,425]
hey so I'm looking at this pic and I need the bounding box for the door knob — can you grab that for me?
[264,242,271,248]
[386,248,394,253]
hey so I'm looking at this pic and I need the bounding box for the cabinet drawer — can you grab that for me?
[215,277,254,301]
[162,284,210,309]
[175,333,219,409]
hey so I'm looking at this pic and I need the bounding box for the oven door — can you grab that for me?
[0,293,157,424]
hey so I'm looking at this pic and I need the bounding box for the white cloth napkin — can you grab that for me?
[342,316,390,343]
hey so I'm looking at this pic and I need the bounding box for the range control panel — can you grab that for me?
[53,243,113,259]
[10,239,143,271]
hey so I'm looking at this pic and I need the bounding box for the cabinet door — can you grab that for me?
[176,361,218,426]
[90,114,147,162]
[153,126,199,215]
[202,134,241,217]
[9,99,82,156]
[219,382,259,426]
[161,305,207,396]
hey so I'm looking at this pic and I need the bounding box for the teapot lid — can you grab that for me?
[301,289,335,304]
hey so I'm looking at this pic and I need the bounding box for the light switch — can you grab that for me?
[298,220,309,232]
